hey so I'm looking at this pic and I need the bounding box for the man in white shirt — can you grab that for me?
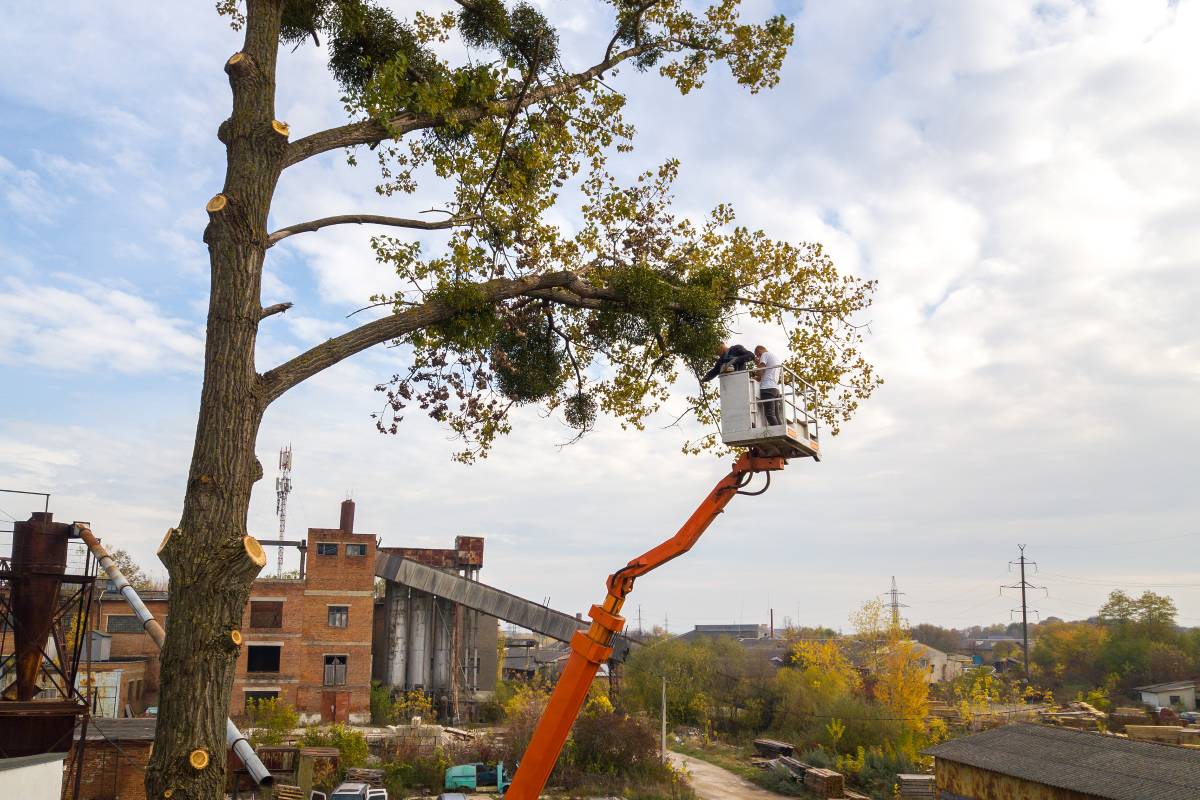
[754,345,783,426]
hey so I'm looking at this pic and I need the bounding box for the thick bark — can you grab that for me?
[146,2,285,798]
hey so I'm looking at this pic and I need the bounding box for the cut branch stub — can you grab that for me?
[206,194,228,214]
[224,51,254,79]
[230,630,243,646]
[242,535,267,568]
[188,749,210,771]
[271,119,289,138]
[157,528,176,556]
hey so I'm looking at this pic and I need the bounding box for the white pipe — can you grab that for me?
[77,525,274,786]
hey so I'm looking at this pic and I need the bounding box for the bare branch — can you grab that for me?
[259,302,293,320]
[284,41,662,168]
[260,270,587,403]
[266,214,474,247]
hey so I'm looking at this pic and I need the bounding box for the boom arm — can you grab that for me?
[504,452,786,799]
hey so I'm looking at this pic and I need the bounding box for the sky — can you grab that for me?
[1,0,1199,634]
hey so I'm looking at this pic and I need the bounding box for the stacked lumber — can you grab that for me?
[1110,707,1153,732]
[754,737,796,757]
[804,767,844,798]
[1126,725,1184,744]
[273,786,304,800]
[897,773,935,799]
[843,790,872,799]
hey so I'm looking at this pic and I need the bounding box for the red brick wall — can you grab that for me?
[298,528,376,722]
[64,741,152,800]
[233,579,306,714]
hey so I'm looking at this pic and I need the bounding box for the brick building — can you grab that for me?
[236,501,376,723]
[64,718,155,800]
[95,592,169,707]
[95,501,377,724]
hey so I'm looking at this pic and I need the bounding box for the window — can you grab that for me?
[247,645,281,673]
[249,601,283,629]
[317,542,338,556]
[323,655,347,686]
[345,543,367,557]
[1170,695,1182,706]
[327,606,349,628]
[106,615,142,634]
[244,690,279,710]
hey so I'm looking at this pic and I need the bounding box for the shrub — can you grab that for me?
[568,711,659,774]
[244,697,299,746]
[302,722,369,775]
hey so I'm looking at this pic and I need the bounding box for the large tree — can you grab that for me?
[149,1,880,795]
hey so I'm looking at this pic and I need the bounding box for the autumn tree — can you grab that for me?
[109,549,154,591]
[148,1,880,795]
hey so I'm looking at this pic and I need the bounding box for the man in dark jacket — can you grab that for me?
[701,343,756,382]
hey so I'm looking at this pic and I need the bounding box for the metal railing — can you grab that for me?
[747,362,821,441]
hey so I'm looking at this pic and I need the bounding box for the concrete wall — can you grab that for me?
[1,754,66,800]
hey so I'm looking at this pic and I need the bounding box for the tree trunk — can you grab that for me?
[146,3,285,797]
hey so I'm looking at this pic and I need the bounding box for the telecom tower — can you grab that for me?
[275,446,293,577]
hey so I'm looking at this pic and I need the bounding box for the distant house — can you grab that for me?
[912,643,973,684]
[925,722,1200,800]
[1135,680,1197,711]
[965,635,1025,658]
[677,624,768,642]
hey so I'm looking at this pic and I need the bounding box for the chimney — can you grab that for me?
[340,499,355,533]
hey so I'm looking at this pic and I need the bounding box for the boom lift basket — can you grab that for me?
[718,366,820,459]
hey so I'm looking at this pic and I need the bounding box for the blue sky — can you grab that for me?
[2,0,1199,632]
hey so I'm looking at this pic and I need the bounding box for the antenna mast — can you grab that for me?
[275,446,293,577]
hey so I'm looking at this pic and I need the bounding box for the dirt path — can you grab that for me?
[670,752,793,800]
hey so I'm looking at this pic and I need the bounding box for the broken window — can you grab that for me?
[106,615,142,633]
[323,655,347,686]
[250,600,283,629]
[317,542,338,556]
[345,543,367,557]
[327,606,349,628]
[247,645,281,673]
[244,690,279,710]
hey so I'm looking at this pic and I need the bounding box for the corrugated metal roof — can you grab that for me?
[925,723,1200,800]
[1134,680,1196,693]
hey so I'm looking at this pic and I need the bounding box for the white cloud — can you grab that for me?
[0,276,204,373]
[1,1,1199,629]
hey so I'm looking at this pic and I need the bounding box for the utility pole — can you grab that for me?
[1002,545,1045,680]
[637,605,643,637]
[661,675,667,764]
[885,576,908,628]
[275,445,293,577]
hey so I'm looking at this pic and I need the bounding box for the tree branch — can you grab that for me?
[260,271,586,403]
[260,302,293,320]
[283,41,662,168]
[266,214,472,247]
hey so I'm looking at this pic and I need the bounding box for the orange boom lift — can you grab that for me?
[504,450,787,799]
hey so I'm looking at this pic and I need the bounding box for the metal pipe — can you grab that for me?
[75,526,274,787]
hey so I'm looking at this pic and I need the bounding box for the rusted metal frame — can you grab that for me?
[5,578,94,702]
